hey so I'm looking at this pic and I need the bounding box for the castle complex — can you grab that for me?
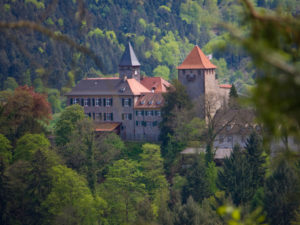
[66,43,231,141]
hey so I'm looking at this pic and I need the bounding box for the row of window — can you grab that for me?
[86,112,113,121]
[136,121,158,127]
[135,110,161,117]
[71,98,132,107]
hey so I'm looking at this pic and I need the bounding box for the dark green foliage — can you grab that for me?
[160,79,193,145]
[218,145,250,205]
[205,144,214,165]
[173,196,201,225]
[229,84,238,98]
[218,133,266,207]
[264,161,300,225]
[182,156,211,203]
[245,132,266,195]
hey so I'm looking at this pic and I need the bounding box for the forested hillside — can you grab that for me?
[1,1,300,225]
[1,0,299,99]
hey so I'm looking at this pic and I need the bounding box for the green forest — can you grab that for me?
[1,0,300,225]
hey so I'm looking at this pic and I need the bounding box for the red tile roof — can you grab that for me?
[94,122,121,132]
[140,77,171,93]
[219,84,232,89]
[135,93,164,109]
[177,45,217,69]
[127,78,151,95]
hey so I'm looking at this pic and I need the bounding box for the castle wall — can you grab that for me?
[134,109,162,141]
[178,69,205,100]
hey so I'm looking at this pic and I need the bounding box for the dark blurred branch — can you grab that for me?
[220,0,300,76]
[0,20,102,69]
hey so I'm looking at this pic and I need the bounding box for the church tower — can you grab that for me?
[119,42,141,82]
[177,45,218,100]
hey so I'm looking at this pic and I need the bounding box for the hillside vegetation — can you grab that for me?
[1,0,299,103]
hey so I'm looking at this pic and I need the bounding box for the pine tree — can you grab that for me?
[245,132,266,197]
[264,161,300,225]
[218,144,250,205]
[182,156,211,203]
[229,84,238,98]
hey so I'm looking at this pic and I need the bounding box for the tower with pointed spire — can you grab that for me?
[119,42,141,82]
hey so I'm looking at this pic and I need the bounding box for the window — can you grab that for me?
[227,136,233,142]
[156,111,161,116]
[136,110,142,116]
[84,99,88,106]
[73,98,77,104]
[136,121,140,127]
[153,121,158,127]
[106,98,111,106]
[122,113,132,120]
[95,98,99,106]
[98,113,102,120]
[147,122,152,127]
[122,98,131,107]
[103,98,113,107]
[104,113,113,121]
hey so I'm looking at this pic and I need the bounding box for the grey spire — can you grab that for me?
[119,42,141,66]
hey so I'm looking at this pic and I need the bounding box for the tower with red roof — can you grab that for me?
[177,45,231,117]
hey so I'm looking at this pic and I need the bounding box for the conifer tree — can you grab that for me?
[229,84,238,98]
[218,144,250,205]
[264,161,300,225]
[245,132,266,196]
[182,156,211,203]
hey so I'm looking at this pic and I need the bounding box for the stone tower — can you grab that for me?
[119,42,141,82]
[177,46,223,118]
[177,45,218,100]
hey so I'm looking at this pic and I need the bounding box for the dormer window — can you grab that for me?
[141,100,145,105]
[148,100,153,105]
[135,70,137,75]
[157,100,161,105]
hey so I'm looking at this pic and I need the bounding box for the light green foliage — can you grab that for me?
[47,89,62,114]
[206,161,218,194]
[33,78,43,93]
[135,35,145,47]
[67,71,75,88]
[14,133,50,161]
[3,77,18,91]
[212,58,231,83]
[159,5,171,13]
[88,28,104,38]
[105,30,117,44]
[140,144,168,191]
[25,0,45,9]
[101,159,145,224]
[4,4,10,12]
[43,165,101,225]
[153,65,170,81]
[57,18,64,26]
[138,18,147,29]
[54,104,85,146]
[45,17,54,25]
[0,134,12,164]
